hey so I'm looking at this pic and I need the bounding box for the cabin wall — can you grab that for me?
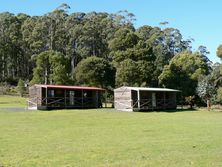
[114,87,178,111]
[28,85,105,110]
[36,88,102,109]
[28,85,42,108]
[114,88,133,111]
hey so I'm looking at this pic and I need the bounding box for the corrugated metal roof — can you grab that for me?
[34,84,105,91]
[116,86,180,92]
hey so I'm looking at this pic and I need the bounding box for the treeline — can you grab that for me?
[1,4,222,105]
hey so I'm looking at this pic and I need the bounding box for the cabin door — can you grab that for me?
[152,93,156,107]
[69,91,75,105]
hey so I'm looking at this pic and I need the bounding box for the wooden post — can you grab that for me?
[81,89,83,108]
[45,88,48,108]
[151,92,157,111]
[39,87,42,107]
[181,93,183,110]
[64,89,67,108]
[105,90,107,108]
[95,90,98,108]
[137,90,140,110]
[163,91,166,110]
[26,99,28,110]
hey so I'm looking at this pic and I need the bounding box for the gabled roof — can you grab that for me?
[34,84,105,91]
[115,86,180,92]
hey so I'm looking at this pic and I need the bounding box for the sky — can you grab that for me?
[0,0,222,62]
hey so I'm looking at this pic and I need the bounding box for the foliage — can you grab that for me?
[216,44,222,59]
[184,96,195,109]
[196,75,216,103]
[159,51,209,97]
[16,79,26,97]
[115,59,139,86]
[210,63,222,88]
[0,84,11,95]
[115,59,154,86]
[1,4,221,106]
[75,56,115,87]
[0,5,196,88]
[30,51,70,85]
[216,87,222,104]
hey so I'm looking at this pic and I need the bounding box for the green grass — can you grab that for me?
[0,96,222,166]
[0,95,27,108]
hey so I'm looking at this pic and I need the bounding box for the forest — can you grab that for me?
[1,4,222,106]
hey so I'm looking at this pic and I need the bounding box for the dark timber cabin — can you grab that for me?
[28,84,105,110]
[114,86,180,111]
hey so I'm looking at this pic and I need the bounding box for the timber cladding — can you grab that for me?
[114,87,133,111]
[28,84,104,110]
[114,86,180,112]
[29,85,42,107]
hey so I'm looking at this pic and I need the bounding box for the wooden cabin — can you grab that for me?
[114,86,180,111]
[28,84,105,110]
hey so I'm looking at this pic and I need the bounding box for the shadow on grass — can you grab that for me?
[26,107,197,113]
[37,107,114,112]
[135,108,197,113]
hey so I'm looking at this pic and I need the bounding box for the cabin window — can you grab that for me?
[48,90,55,97]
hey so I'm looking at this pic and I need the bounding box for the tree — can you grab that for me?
[196,75,216,110]
[0,4,213,94]
[65,12,85,78]
[75,56,115,88]
[115,59,155,87]
[159,51,209,98]
[211,63,222,88]
[217,45,222,59]
[0,12,24,82]
[16,79,26,96]
[30,51,69,85]
[115,59,139,86]
[109,27,138,52]
[136,26,191,86]
[185,96,195,109]
[216,87,222,104]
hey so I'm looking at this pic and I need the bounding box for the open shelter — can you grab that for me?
[114,86,180,111]
[28,84,105,110]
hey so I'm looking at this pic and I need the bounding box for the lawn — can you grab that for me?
[0,96,222,166]
[0,95,27,108]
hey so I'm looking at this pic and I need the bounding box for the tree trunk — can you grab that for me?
[207,99,211,111]
[44,67,48,84]
[71,42,78,79]
[71,54,75,79]
[190,103,193,109]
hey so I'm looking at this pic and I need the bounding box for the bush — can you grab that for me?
[16,79,26,97]
[0,83,11,95]
[216,87,222,104]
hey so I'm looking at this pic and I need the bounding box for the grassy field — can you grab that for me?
[0,96,222,166]
[0,95,27,108]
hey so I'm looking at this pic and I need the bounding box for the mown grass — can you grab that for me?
[0,96,222,166]
[0,95,27,108]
